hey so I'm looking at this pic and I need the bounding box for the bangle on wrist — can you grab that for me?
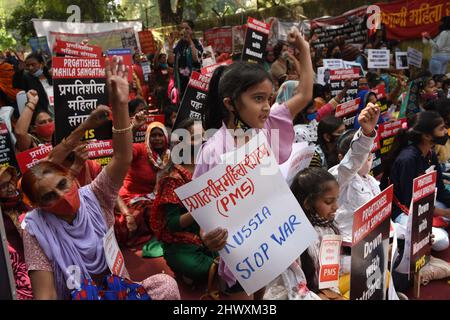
[26,103,35,111]
[112,123,133,134]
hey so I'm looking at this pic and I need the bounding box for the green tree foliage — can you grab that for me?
[0,8,16,49]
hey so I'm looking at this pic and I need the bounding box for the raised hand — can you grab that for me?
[105,56,129,107]
[26,89,39,106]
[83,105,111,130]
[358,104,380,136]
[288,26,310,53]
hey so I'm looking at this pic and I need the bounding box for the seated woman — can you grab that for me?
[309,115,345,169]
[20,57,180,300]
[115,120,171,247]
[150,118,218,285]
[382,110,450,252]
[14,89,54,152]
[0,166,33,299]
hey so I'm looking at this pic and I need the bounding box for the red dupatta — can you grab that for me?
[150,164,202,246]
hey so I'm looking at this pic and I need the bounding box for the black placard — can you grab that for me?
[241,17,270,64]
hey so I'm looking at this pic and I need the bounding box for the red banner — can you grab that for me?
[335,98,361,118]
[53,40,103,58]
[138,30,156,55]
[52,57,106,79]
[377,0,450,40]
[200,59,233,75]
[134,114,165,143]
[16,144,53,174]
[352,185,393,246]
[204,27,233,53]
[87,140,113,167]
[413,171,437,202]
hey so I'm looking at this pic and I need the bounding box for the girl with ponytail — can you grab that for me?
[382,111,450,252]
[193,28,314,296]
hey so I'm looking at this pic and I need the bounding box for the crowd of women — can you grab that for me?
[0,16,449,300]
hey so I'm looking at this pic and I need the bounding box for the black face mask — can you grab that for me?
[433,134,448,146]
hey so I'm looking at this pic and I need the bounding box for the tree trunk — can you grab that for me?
[158,0,185,26]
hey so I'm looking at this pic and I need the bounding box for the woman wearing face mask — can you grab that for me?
[13,53,53,116]
[20,57,180,300]
[115,121,171,247]
[309,115,345,169]
[0,166,33,299]
[382,111,450,253]
[15,89,54,152]
[150,119,218,289]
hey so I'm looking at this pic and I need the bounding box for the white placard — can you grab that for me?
[279,142,315,186]
[368,49,390,69]
[407,47,422,68]
[202,45,216,67]
[343,60,366,76]
[103,227,129,279]
[395,52,409,70]
[317,66,326,85]
[323,59,344,70]
[175,132,318,295]
[318,234,342,289]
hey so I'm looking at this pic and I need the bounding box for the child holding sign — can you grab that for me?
[330,105,381,244]
[195,27,313,295]
[290,104,379,296]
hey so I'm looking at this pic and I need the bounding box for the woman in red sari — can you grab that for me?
[150,119,218,285]
[116,121,170,247]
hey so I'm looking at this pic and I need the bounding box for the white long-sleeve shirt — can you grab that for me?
[328,129,381,243]
[423,30,450,56]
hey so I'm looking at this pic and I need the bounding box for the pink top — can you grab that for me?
[23,169,120,272]
[194,102,294,178]
[193,102,294,287]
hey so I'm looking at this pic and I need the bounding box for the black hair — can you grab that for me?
[317,115,343,146]
[313,84,325,99]
[366,71,381,88]
[439,16,450,32]
[25,52,45,64]
[382,111,444,179]
[290,167,338,219]
[31,109,51,127]
[317,115,344,168]
[433,74,446,84]
[337,129,357,156]
[163,104,178,127]
[435,98,450,121]
[366,92,378,102]
[204,61,273,130]
[182,20,195,30]
[128,98,146,117]
[273,41,288,60]
[177,117,195,131]
[25,52,52,83]
[291,167,339,293]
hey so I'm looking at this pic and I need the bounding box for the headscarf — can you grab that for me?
[150,164,202,246]
[23,185,109,299]
[276,80,299,104]
[144,121,171,170]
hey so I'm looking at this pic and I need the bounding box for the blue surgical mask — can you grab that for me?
[32,68,43,78]
[160,63,168,69]
[306,112,317,121]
